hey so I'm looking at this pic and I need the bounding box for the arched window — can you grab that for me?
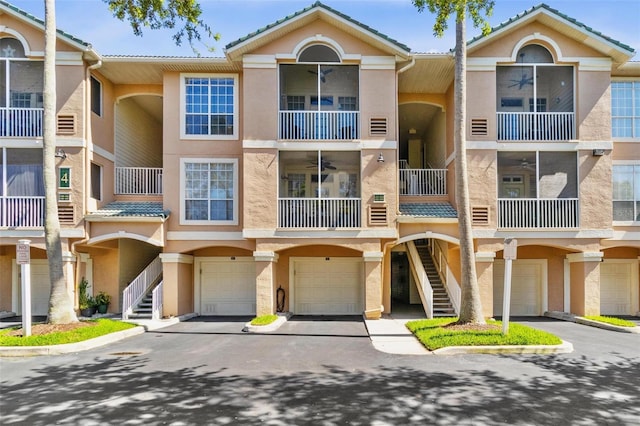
[516,44,553,63]
[0,38,26,58]
[298,44,340,63]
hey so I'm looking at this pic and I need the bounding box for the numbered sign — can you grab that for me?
[59,167,71,189]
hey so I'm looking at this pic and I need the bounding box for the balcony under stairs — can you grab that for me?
[415,244,456,317]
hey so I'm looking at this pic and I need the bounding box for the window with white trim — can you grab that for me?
[612,81,640,138]
[613,164,640,222]
[181,159,238,224]
[182,74,237,138]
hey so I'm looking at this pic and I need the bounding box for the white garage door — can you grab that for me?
[494,260,547,316]
[293,258,363,315]
[196,258,256,315]
[601,260,639,315]
[14,260,51,316]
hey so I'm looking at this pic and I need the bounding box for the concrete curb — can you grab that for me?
[432,340,574,355]
[0,312,202,357]
[545,311,640,334]
[243,313,291,333]
[0,326,145,357]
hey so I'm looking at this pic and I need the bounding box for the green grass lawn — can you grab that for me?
[405,317,562,351]
[583,315,636,327]
[0,319,137,346]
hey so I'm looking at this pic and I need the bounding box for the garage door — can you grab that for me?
[14,260,51,316]
[601,260,639,315]
[293,258,363,315]
[494,259,546,316]
[196,258,256,315]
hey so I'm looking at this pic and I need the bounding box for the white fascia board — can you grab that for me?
[574,57,613,72]
[361,140,397,150]
[243,55,277,69]
[606,231,640,241]
[62,228,86,238]
[167,231,245,241]
[243,228,397,239]
[361,56,396,70]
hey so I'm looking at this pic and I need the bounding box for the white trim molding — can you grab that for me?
[243,54,277,69]
[475,252,497,262]
[363,251,384,262]
[566,252,604,263]
[253,251,279,262]
[160,253,194,264]
[167,231,245,241]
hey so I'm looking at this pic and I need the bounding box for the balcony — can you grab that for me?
[278,198,361,228]
[497,112,575,142]
[115,167,163,195]
[498,198,579,229]
[399,168,447,196]
[0,108,43,138]
[279,111,359,141]
[0,196,44,227]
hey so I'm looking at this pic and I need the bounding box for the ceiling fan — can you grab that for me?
[519,158,535,171]
[308,68,333,83]
[509,53,533,90]
[308,157,337,171]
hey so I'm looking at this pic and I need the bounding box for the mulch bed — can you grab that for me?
[5,321,97,337]
[443,322,500,332]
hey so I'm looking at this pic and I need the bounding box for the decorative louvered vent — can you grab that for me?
[471,206,489,225]
[57,205,75,225]
[470,118,488,136]
[369,117,388,136]
[57,114,76,135]
[368,205,388,225]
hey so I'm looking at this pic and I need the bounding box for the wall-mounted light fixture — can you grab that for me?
[377,153,385,163]
[54,148,67,159]
[408,128,417,135]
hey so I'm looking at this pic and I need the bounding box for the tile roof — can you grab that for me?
[468,3,635,53]
[399,203,458,218]
[0,0,91,49]
[225,1,410,52]
[86,202,170,219]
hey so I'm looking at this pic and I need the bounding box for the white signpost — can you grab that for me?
[17,239,32,337]
[502,238,517,335]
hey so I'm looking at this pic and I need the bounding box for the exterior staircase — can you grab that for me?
[126,287,157,320]
[415,244,456,317]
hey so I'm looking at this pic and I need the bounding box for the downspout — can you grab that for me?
[378,56,416,314]
[72,54,102,306]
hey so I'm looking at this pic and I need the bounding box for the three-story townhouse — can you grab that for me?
[1,1,637,323]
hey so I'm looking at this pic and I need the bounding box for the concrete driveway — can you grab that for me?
[1,316,639,425]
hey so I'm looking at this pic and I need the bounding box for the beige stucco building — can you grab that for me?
[1,2,638,322]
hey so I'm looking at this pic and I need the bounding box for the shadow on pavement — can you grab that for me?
[1,352,639,424]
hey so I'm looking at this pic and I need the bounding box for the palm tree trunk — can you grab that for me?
[43,0,78,324]
[454,14,485,324]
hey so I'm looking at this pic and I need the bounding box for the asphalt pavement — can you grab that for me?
[1,315,639,425]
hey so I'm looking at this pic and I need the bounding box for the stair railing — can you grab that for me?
[151,280,163,320]
[122,256,162,320]
[429,240,461,314]
[407,241,433,318]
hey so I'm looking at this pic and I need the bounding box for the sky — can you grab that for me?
[7,0,640,57]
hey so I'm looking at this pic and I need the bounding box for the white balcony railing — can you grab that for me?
[0,196,45,227]
[279,111,359,140]
[122,256,162,320]
[400,169,447,196]
[498,198,579,229]
[151,280,163,320]
[497,112,575,141]
[278,198,361,228]
[115,167,163,195]
[0,108,44,138]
